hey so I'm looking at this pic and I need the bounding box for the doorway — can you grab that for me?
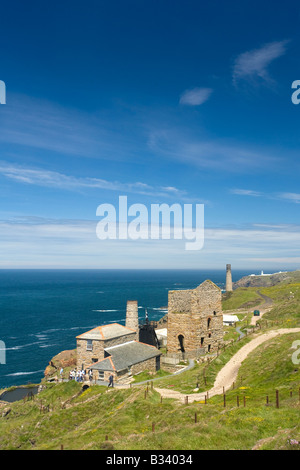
[178,334,185,353]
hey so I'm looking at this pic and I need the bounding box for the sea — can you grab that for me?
[0,269,252,389]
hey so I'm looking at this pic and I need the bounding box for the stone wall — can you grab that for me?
[131,356,159,375]
[105,332,137,349]
[167,280,223,356]
[76,338,104,369]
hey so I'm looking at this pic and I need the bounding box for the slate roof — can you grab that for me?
[87,340,161,372]
[76,323,136,341]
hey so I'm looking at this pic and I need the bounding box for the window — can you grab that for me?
[213,311,217,316]
[208,344,211,352]
[98,371,104,380]
[201,337,204,346]
[86,339,93,351]
[207,317,211,329]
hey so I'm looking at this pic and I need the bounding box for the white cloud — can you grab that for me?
[230,188,262,197]
[231,189,300,205]
[278,193,300,204]
[179,87,213,106]
[0,162,186,198]
[1,217,300,269]
[148,129,279,172]
[233,40,289,85]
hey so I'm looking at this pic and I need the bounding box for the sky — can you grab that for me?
[1,0,300,270]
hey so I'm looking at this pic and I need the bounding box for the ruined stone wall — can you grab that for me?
[168,289,192,313]
[167,280,223,356]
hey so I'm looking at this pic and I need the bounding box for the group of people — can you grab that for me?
[68,368,93,382]
[59,366,114,387]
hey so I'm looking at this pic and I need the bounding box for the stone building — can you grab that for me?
[76,305,161,383]
[167,279,223,358]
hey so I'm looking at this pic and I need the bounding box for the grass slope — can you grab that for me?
[0,276,300,450]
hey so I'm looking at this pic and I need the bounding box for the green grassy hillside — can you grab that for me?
[0,330,299,450]
[1,275,300,450]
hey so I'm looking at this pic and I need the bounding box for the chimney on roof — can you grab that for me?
[226,264,233,292]
[126,300,139,332]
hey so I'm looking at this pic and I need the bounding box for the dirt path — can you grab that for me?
[154,328,300,404]
[250,291,273,325]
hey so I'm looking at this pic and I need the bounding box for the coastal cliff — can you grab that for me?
[233,270,300,289]
[44,349,76,380]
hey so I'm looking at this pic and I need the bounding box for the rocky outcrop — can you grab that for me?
[44,349,76,379]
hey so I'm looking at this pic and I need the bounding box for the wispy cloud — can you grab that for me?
[179,87,213,106]
[0,161,186,199]
[233,40,289,85]
[231,188,300,205]
[1,217,300,269]
[148,129,279,172]
[0,93,145,162]
[230,188,262,197]
[278,192,300,204]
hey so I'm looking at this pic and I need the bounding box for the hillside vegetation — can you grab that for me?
[0,273,300,450]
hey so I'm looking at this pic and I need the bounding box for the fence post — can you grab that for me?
[223,394,226,408]
[237,395,239,407]
[152,422,155,433]
[195,412,197,423]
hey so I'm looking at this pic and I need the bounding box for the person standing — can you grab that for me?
[108,374,114,388]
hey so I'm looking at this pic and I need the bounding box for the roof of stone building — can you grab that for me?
[76,323,136,341]
[196,279,221,291]
[87,340,161,372]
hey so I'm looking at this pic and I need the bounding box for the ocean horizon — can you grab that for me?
[0,268,267,389]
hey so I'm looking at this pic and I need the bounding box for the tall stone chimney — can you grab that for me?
[226,264,233,292]
[126,300,139,332]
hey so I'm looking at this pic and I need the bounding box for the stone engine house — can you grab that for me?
[167,279,223,358]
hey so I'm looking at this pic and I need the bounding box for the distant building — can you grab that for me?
[223,314,239,326]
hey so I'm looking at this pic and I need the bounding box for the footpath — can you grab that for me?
[154,328,300,404]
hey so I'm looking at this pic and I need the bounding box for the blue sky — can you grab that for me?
[1,0,300,269]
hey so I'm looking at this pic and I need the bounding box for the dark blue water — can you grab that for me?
[0,269,251,388]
